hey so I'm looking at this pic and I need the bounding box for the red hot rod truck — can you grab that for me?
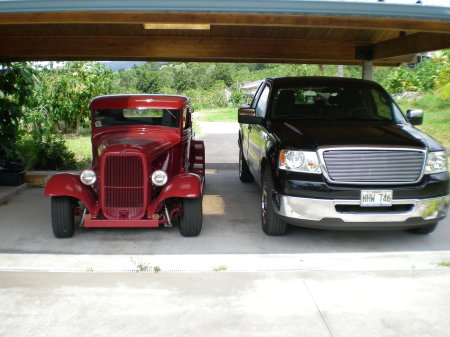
[45,95,205,238]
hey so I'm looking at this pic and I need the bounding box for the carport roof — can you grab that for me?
[0,0,449,65]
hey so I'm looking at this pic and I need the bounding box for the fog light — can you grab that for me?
[80,169,97,185]
[152,170,168,186]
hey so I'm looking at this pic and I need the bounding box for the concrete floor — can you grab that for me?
[0,121,450,337]
[1,270,450,337]
[0,168,449,255]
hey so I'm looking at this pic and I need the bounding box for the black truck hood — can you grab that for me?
[268,120,443,152]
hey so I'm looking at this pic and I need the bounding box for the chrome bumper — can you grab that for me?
[273,194,450,224]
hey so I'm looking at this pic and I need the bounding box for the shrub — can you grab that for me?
[18,135,77,170]
[386,67,420,93]
[0,62,34,167]
[230,90,246,105]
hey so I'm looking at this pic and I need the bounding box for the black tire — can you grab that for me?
[261,169,287,236]
[409,223,438,235]
[239,146,254,183]
[180,197,203,237]
[51,196,75,238]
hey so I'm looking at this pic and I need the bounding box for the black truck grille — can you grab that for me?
[321,148,425,184]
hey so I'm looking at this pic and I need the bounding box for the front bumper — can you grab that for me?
[273,194,450,230]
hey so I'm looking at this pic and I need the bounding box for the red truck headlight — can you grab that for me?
[152,170,168,186]
[80,169,97,185]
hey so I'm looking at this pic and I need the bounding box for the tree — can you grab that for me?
[0,63,34,166]
[134,63,163,93]
[39,62,116,133]
[211,64,234,87]
[171,63,197,93]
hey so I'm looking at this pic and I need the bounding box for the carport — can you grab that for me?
[0,0,449,250]
[1,2,450,337]
[0,0,450,80]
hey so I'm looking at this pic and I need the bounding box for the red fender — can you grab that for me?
[148,173,203,215]
[44,173,97,214]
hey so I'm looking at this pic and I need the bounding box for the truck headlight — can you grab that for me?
[425,151,448,174]
[279,150,322,174]
[152,170,168,186]
[80,169,97,185]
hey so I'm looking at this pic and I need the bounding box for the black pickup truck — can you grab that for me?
[238,77,449,235]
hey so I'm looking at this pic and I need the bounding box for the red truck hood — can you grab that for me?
[93,126,180,158]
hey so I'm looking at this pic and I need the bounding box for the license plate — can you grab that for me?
[360,190,393,207]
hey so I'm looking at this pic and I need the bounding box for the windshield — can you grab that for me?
[93,108,180,128]
[271,83,401,122]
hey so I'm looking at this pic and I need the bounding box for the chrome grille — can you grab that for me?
[102,155,146,219]
[321,148,425,184]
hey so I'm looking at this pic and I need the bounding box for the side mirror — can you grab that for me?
[238,106,263,124]
[188,106,194,114]
[406,109,423,126]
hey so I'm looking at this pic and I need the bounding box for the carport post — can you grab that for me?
[362,61,373,80]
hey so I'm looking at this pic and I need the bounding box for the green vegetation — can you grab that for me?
[397,94,450,148]
[213,265,228,272]
[195,107,237,122]
[1,62,115,170]
[64,134,92,166]
[0,63,34,167]
[438,261,450,268]
[1,50,449,170]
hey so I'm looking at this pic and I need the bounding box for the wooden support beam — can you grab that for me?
[0,12,449,34]
[0,35,360,62]
[373,32,450,60]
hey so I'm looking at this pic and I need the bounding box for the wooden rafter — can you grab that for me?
[373,33,450,60]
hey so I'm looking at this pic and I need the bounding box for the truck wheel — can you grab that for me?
[409,223,438,235]
[261,169,287,236]
[239,147,254,182]
[180,197,203,237]
[51,196,75,238]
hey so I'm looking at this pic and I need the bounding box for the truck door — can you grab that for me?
[241,83,264,163]
[247,85,271,174]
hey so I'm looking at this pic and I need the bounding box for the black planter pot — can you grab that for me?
[0,170,25,186]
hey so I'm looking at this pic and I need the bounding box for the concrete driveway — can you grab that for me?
[1,168,450,255]
[0,121,449,337]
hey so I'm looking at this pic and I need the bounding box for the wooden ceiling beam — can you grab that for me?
[0,35,418,65]
[373,32,450,60]
[1,12,449,34]
[0,35,360,62]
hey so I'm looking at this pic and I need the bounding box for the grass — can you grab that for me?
[438,261,450,268]
[195,107,238,122]
[64,134,92,167]
[213,265,228,272]
[396,94,450,149]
